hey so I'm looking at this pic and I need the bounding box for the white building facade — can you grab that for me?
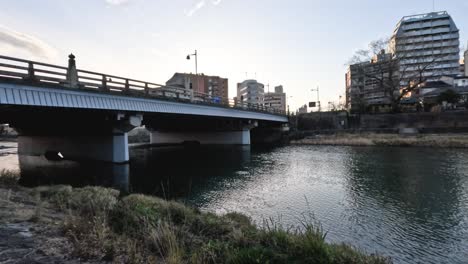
[264,85,287,112]
[237,80,265,106]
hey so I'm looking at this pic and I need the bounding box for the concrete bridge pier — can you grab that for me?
[14,113,143,164]
[148,120,258,145]
[18,133,130,163]
[251,124,290,144]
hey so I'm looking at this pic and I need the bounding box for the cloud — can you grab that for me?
[105,0,130,5]
[0,25,57,59]
[185,0,206,17]
[185,0,223,17]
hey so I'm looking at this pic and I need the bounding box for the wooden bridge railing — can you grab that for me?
[0,54,287,116]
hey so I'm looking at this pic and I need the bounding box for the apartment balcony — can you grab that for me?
[398,48,459,58]
[400,55,460,65]
[402,19,451,31]
[404,27,452,37]
[396,33,459,44]
[397,40,459,51]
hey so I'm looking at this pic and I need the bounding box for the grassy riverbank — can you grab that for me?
[291,133,468,148]
[0,170,390,263]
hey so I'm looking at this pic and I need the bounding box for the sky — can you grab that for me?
[0,0,467,111]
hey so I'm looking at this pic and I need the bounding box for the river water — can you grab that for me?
[1,142,468,263]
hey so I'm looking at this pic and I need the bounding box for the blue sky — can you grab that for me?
[1,0,467,110]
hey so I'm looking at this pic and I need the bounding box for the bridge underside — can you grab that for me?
[0,56,288,163]
[1,106,288,163]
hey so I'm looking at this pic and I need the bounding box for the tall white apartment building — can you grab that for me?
[390,11,460,82]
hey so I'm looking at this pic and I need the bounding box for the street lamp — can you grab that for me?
[287,96,293,116]
[311,86,321,112]
[186,50,198,75]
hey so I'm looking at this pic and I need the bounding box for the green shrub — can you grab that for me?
[32,187,391,263]
[68,187,119,217]
[223,212,253,230]
[147,221,184,264]
[111,194,168,234]
[227,246,279,264]
[33,185,73,210]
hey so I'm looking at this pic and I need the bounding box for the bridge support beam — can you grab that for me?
[18,133,130,163]
[147,119,258,145]
[13,113,143,164]
[150,130,252,145]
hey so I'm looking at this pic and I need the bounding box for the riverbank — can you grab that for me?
[0,170,391,263]
[290,133,468,148]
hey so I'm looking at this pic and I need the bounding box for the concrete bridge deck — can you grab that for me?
[0,54,289,163]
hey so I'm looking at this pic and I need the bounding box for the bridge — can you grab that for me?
[0,54,289,163]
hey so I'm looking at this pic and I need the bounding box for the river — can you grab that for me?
[1,142,468,263]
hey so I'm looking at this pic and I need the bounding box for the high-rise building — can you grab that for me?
[237,80,264,105]
[166,73,228,99]
[297,104,308,114]
[346,51,396,112]
[390,11,460,82]
[264,85,286,112]
[274,85,284,93]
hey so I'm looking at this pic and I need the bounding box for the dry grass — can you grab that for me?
[291,133,468,148]
[0,157,393,263]
[2,182,392,263]
[32,187,391,264]
[0,169,20,188]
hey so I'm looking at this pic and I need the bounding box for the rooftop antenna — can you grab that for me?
[432,0,435,11]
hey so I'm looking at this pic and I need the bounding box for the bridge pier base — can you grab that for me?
[150,130,252,145]
[18,133,130,163]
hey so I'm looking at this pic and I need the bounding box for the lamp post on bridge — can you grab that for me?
[287,95,293,116]
[66,53,78,89]
[186,50,198,75]
[311,86,321,112]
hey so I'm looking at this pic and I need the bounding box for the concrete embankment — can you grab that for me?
[293,111,468,132]
[290,133,468,148]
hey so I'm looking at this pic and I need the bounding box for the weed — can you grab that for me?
[0,169,20,188]
[34,187,391,264]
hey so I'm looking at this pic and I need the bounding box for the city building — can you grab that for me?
[464,47,468,76]
[390,11,460,83]
[297,104,308,114]
[236,79,265,105]
[264,85,287,112]
[454,76,468,87]
[166,73,228,99]
[345,51,397,113]
[460,59,465,76]
[346,11,462,113]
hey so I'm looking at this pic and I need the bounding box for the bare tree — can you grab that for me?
[349,37,448,112]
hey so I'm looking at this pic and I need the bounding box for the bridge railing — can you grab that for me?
[0,54,287,116]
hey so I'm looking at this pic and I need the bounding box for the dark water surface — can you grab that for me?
[1,142,468,263]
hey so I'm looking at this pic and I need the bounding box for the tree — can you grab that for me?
[349,38,448,112]
[437,89,461,104]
